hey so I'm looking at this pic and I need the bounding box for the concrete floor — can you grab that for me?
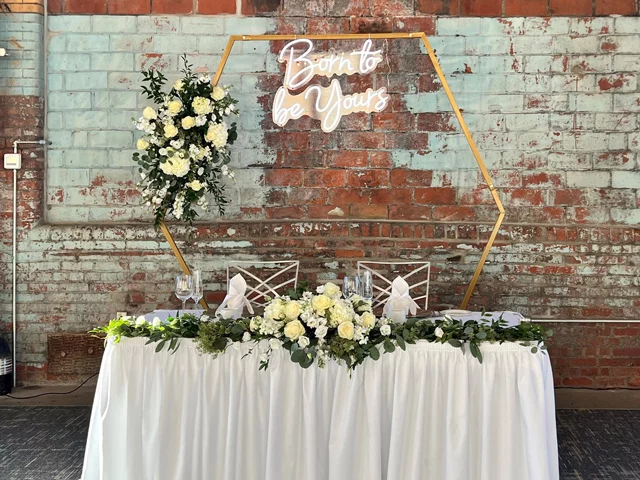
[0,405,639,479]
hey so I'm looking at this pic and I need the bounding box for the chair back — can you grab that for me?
[226,260,300,308]
[357,261,431,312]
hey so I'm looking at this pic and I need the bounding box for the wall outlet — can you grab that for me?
[116,311,127,319]
[4,153,21,170]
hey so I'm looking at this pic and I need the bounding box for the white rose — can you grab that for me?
[315,325,328,339]
[298,336,310,349]
[284,301,302,320]
[284,320,305,341]
[380,324,391,336]
[435,327,444,338]
[136,138,149,150]
[167,99,183,116]
[211,86,226,101]
[135,316,146,326]
[142,106,157,120]
[311,294,333,313]
[323,282,341,298]
[269,338,282,350]
[361,312,376,329]
[181,116,196,130]
[204,122,229,149]
[242,332,251,342]
[152,317,162,327]
[337,321,355,340]
[174,79,184,91]
[188,180,203,192]
[164,124,178,138]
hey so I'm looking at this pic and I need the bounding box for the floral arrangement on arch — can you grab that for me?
[133,55,239,227]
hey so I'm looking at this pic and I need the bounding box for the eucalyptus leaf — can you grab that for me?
[384,340,395,353]
[291,349,307,364]
[369,346,380,361]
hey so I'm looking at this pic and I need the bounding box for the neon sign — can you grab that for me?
[272,39,390,133]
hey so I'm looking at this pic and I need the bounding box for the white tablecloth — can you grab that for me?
[82,337,558,480]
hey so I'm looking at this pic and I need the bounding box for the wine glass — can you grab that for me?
[191,270,204,309]
[359,270,373,303]
[175,274,193,313]
[342,275,360,299]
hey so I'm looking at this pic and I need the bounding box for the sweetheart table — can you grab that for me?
[82,325,558,480]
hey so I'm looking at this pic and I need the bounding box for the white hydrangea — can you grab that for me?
[205,122,229,150]
[160,156,190,178]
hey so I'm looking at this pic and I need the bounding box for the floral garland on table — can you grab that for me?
[91,283,552,370]
[133,55,239,227]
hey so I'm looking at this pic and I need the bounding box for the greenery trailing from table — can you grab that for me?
[90,314,201,354]
[90,284,552,370]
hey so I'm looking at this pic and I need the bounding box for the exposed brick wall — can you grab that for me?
[43,0,640,16]
[547,322,640,388]
[0,5,639,386]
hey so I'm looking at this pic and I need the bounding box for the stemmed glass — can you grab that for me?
[359,270,373,303]
[342,275,360,299]
[175,274,193,313]
[191,270,204,309]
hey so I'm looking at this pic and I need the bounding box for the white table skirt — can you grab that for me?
[82,338,558,480]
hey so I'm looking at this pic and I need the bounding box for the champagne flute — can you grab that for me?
[175,274,193,313]
[191,270,204,309]
[359,270,373,303]
[342,275,360,299]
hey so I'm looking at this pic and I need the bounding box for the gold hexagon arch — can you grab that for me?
[161,32,506,311]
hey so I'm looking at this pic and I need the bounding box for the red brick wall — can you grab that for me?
[46,0,640,16]
[1,1,639,387]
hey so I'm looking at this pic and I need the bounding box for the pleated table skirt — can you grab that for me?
[82,338,558,480]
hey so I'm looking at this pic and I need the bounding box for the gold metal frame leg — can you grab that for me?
[160,221,209,309]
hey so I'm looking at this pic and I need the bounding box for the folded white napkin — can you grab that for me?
[383,276,419,319]
[215,274,254,319]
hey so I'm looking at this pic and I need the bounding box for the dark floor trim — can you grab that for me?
[556,388,640,410]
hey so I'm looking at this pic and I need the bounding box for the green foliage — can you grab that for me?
[91,313,551,371]
[90,314,201,354]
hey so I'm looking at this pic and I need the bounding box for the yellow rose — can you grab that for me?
[188,180,203,192]
[323,282,341,298]
[361,312,376,329]
[284,320,305,341]
[181,116,196,130]
[167,100,183,116]
[211,86,226,101]
[284,301,302,320]
[337,321,355,340]
[164,124,178,138]
[142,106,156,120]
[136,138,149,150]
[311,294,333,313]
[174,79,184,91]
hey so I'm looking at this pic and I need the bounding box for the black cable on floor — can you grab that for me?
[5,372,99,399]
